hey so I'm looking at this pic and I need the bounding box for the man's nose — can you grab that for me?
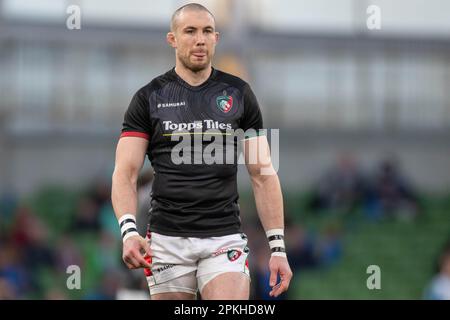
[195,32,206,45]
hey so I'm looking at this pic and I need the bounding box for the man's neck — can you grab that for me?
[174,63,212,87]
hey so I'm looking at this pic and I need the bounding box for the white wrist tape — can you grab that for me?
[266,228,287,258]
[119,214,139,243]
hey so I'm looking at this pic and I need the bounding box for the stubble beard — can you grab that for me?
[178,52,211,73]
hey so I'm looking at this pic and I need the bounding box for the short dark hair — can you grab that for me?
[171,3,215,31]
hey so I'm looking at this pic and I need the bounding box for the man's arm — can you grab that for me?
[244,135,293,298]
[111,136,151,269]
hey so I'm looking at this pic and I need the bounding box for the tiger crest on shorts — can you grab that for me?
[227,249,242,261]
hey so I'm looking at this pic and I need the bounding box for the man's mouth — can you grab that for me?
[192,51,206,58]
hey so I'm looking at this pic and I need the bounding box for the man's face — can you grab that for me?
[168,10,219,72]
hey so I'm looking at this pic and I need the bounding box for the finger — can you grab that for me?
[269,281,282,297]
[271,280,289,297]
[123,259,134,269]
[140,239,153,257]
[271,271,293,297]
[130,250,151,268]
[269,267,278,287]
[137,256,151,268]
[124,256,140,269]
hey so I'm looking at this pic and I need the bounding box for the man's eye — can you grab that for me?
[186,30,194,34]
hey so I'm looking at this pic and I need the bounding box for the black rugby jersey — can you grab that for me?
[121,67,263,237]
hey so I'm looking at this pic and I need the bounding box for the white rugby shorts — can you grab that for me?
[143,230,250,295]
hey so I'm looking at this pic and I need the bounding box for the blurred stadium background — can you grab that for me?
[1,0,450,299]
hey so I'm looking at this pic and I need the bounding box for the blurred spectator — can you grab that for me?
[90,179,111,208]
[317,224,343,267]
[0,193,18,226]
[97,230,122,269]
[85,269,124,300]
[44,287,69,300]
[22,215,55,269]
[285,224,319,271]
[309,153,367,214]
[91,179,119,235]
[99,202,121,241]
[0,243,29,298]
[10,206,39,246]
[0,277,17,299]
[71,197,101,232]
[55,236,84,271]
[116,266,150,300]
[366,158,420,221]
[9,206,56,294]
[424,240,450,300]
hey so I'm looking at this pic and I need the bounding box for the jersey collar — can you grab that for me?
[170,67,217,91]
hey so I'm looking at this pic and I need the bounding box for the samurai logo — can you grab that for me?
[216,90,233,113]
[227,249,242,262]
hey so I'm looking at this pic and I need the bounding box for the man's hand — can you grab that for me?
[122,235,152,269]
[268,256,293,297]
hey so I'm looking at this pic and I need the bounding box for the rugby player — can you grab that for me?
[111,3,292,300]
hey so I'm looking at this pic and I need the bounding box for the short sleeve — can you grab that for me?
[120,91,151,140]
[241,84,264,138]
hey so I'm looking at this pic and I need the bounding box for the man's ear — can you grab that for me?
[215,32,220,44]
[167,32,176,48]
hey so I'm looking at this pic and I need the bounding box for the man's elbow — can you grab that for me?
[249,165,277,187]
[112,167,139,189]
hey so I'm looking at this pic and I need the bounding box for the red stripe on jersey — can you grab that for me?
[120,131,150,140]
